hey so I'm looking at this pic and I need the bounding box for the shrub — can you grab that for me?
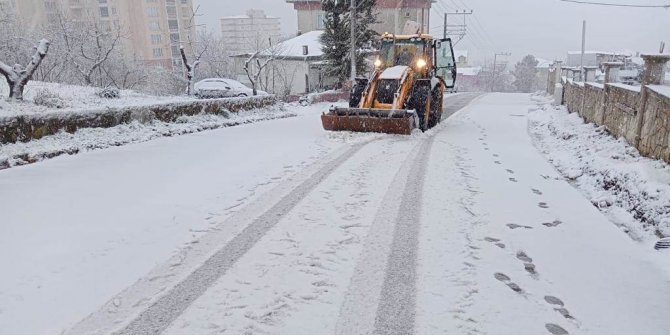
[33,89,67,109]
[96,87,121,99]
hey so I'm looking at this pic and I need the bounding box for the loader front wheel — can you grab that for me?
[349,78,368,108]
[428,88,443,129]
[407,84,431,131]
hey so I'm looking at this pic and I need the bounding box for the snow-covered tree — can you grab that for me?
[320,0,377,85]
[55,13,123,87]
[0,39,50,100]
[512,55,539,93]
[244,51,273,96]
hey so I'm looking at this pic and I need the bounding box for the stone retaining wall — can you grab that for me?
[638,89,670,161]
[602,85,640,144]
[0,95,277,144]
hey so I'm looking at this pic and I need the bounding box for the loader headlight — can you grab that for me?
[416,58,427,69]
[374,58,382,68]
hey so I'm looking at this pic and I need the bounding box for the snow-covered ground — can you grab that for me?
[3,94,670,335]
[0,104,296,169]
[0,81,194,117]
[528,95,670,240]
[0,102,374,334]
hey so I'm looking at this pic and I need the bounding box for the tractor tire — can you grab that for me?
[428,88,443,129]
[349,79,368,108]
[406,84,432,131]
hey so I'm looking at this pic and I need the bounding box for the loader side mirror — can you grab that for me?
[436,38,457,88]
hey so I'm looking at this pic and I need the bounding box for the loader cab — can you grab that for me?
[377,35,432,77]
[435,38,457,88]
[376,34,456,88]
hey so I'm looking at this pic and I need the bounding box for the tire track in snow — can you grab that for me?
[112,140,374,335]
[334,139,428,335]
[335,93,482,335]
[372,136,435,335]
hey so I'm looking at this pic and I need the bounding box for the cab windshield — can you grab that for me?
[379,39,426,67]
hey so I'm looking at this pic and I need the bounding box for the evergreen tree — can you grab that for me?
[320,0,377,85]
[512,55,539,93]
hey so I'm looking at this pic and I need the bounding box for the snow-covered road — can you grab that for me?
[2,93,670,335]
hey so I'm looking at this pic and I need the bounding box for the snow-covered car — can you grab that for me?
[193,78,266,99]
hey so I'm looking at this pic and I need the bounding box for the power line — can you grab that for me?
[559,0,670,8]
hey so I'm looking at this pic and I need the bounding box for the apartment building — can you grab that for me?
[285,0,433,35]
[221,9,281,56]
[0,0,196,70]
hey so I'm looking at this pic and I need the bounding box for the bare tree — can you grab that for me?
[178,5,208,95]
[244,52,274,96]
[0,39,50,100]
[65,21,123,86]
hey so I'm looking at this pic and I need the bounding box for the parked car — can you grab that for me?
[193,78,266,99]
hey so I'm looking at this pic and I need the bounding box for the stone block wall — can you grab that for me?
[638,89,670,161]
[602,85,641,144]
[581,83,604,124]
[556,65,670,163]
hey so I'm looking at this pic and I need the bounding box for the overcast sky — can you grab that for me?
[193,0,670,65]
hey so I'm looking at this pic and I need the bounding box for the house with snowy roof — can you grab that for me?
[231,31,338,96]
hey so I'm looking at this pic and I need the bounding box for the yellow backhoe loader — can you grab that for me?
[321,33,457,135]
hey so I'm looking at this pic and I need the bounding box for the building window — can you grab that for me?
[147,7,159,17]
[168,19,179,31]
[99,6,109,17]
[151,34,162,44]
[148,21,160,31]
[171,46,181,58]
[153,48,164,58]
[170,33,180,43]
[166,6,176,18]
[316,13,325,29]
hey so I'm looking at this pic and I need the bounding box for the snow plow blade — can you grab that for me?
[321,107,418,135]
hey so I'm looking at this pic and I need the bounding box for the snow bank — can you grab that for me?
[0,104,295,170]
[0,81,194,117]
[529,99,670,240]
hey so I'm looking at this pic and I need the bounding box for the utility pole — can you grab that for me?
[490,52,511,92]
[350,0,357,81]
[442,10,473,44]
[580,20,586,82]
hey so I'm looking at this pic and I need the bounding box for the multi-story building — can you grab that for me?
[113,0,197,69]
[0,0,195,70]
[285,0,433,35]
[221,9,281,56]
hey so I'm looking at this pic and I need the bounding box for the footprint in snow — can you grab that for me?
[506,169,515,174]
[484,237,506,249]
[532,188,543,195]
[494,161,502,165]
[516,251,532,263]
[494,272,523,293]
[543,220,563,228]
[545,296,575,320]
[507,223,533,230]
[493,154,500,158]
[539,202,549,209]
[509,177,518,183]
[516,251,537,276]
[545,323,569,335]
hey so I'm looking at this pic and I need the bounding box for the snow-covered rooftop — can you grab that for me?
[536,58,552,69]
[648,85,670,99]
[567,51,632,56]
[257,31,324,60]
[457,66,481,76]
[455,50,468,59]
